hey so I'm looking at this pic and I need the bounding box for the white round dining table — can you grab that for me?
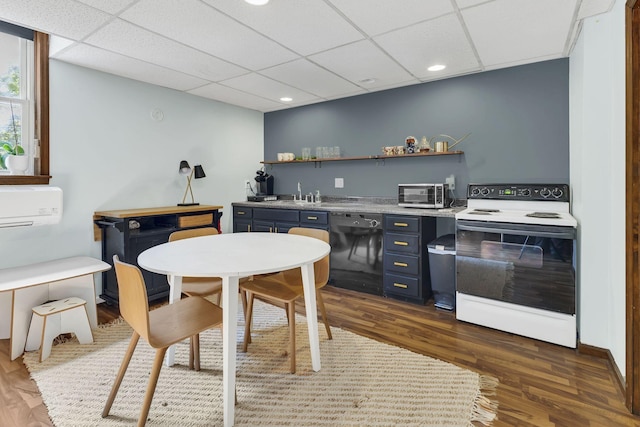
[138,232,330,427]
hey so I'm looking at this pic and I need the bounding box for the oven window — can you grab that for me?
[456,223,575,314]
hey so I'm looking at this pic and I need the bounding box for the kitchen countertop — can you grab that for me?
[232,196,464,218]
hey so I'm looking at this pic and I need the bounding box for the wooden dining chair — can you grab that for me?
[102,255,223,427]
[168,227,251,366]
[240,227,332,373]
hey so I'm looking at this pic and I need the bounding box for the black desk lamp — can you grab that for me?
[178,160,206,206]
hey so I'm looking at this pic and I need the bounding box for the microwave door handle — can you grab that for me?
[456,222,576,240]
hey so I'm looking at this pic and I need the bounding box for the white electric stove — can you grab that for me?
[455,184,578,347]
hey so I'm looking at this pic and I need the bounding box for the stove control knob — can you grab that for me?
[540,187,551,198]
[480,187,490,196]
[369,219,380,228]
[521,189,531,197]
[470,187,480,196]
[551,187,563,198]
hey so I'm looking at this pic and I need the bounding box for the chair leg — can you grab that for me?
[240,290,251,344]
[316,290,332,340]
[137,347,168,427]
[190,334,200,371]
[287,301,296,374]
[103,332,140,418]
[189,336,195,370]
[243,292,255,352]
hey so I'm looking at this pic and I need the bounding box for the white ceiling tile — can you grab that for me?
[0,0,111,39]
[221,73,320,105]
[84,19,246,81]
[577,0,615,19]
[462,0,577,67]
[327,0,454,36]
[375,14,480,79]
[455,0,494,9]
[74,0,138,15]
[54,44,208,91]
[189,83,281,112]
[260,59,363,99]
[120,0,298,70]
[49,35,75,57]
[309,39,418,89]
[203,0,364,56]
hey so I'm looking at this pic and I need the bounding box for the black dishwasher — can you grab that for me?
[329,212,383,295]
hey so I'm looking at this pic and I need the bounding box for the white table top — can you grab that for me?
[138,232,330,278]
[0,256,110,292]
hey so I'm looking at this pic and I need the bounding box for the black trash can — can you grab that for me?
[427,234,456,310]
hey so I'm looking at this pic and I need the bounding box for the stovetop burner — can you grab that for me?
[473,208,500,213]
[526,212,561,219]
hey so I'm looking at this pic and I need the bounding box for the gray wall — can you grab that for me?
[264,59,569,200]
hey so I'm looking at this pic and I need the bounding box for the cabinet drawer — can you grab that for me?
[384,253,420,275]
[384,273,420,298]
[233,206,253,218]
[300,210,328,226]
[384,215,420,233]
[254,208,299,222]
[384,232,420,254]
[178,213,213,228]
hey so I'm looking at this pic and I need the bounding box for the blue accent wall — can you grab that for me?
[264,58,569,200]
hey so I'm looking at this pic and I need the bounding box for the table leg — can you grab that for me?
[165,275,183,367]
[222,275,239,427]
[300,263,321,372]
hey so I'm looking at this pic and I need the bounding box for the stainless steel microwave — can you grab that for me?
[398,183,449,208]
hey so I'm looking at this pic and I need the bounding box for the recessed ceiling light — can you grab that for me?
[245,0,269,5]
[359,78,377,85]
[428,64,446,72]
[280,97,293,102]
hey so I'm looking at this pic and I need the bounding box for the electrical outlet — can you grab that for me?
[335,178,344,188]
[445,174,455,190]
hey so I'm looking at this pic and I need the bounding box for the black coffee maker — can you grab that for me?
[254,169,274,195]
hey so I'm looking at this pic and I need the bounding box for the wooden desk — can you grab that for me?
[138,233,330,427]
[0,256,110,360]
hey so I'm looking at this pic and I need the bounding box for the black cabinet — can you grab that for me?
[95,205,222,305]
[233,206,330,233]
[382,214,437,304]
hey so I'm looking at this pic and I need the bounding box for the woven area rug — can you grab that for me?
[23,299,497,426]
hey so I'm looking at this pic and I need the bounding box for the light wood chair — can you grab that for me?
[240,227,332,373]
[102,255,223,427]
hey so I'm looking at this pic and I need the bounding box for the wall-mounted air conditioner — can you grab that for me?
[0,186,63,228]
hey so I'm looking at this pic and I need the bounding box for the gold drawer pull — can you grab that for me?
[394,241,409,246]
[237,211,245,215]
[307,216,318,220]
[393,262,408,267]
[394,222,408,227]
[393,283,408,289]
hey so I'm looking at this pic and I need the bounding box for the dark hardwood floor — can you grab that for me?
[1,285,638,426]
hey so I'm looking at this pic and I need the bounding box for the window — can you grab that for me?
[0,20,49,185]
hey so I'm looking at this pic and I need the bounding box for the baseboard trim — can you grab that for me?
[578,342,625,398]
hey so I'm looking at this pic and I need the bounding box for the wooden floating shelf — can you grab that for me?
[261,150,464,165]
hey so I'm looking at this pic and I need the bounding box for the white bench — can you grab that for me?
[25,297,94,361]
[0,256,110,360]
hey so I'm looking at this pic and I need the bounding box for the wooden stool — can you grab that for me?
[25,297,94,362]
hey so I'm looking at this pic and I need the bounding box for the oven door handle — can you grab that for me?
[456,221,576,239]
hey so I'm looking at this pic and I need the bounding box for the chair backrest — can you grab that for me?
[112,255,151,342]
[287,227,330,287]
[169,227,218,242]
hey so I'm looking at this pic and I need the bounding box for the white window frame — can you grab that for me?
[0,36,34,175]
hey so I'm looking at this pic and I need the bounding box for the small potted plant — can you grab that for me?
[0,102,28,174]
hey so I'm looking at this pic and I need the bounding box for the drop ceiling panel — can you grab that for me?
[577,0,615,19]
[53,44,208,91]
[0,0,111,40]
[189,82,282,112]
[327,0,454,36]
[221,73,320,105]
[203,0,364,56]
[309,39,418,90]
[75,0,137,15]
[120,0,298,70]
[260,59,364,99]
[462,0,578,67]
[84,19,246,82]
[375,14,480,79]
